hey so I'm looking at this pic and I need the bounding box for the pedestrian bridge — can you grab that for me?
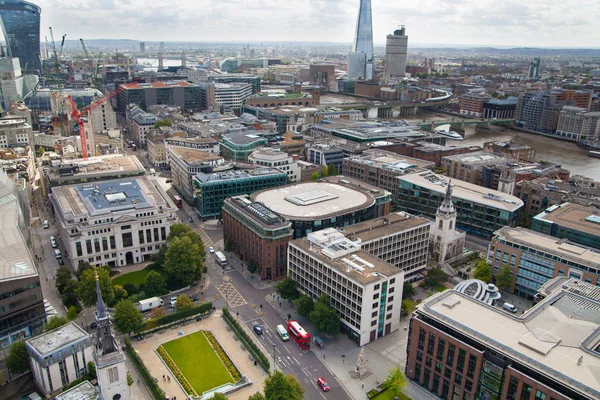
[417,118,515,131]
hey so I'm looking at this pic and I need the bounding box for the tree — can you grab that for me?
[113,285,128,305]
[309,294,340,335]
[320,166,329,178]
[61,279,80,308]
[55,265,71,294]
[6,341,29,375]
[247,259,257,274]
[175,294,194,312]
[248,393,266,400]
[44,316,69,332]
[113,300,143,335]
[164,236,203,286]
[424,267,447,289]
[402,281,416,299]
[142,271,167,297]
[209,394,227,400]
[87,361,96,379]
[75,261,93,280]
[77,268,115,308]
[473,260,492,283]
[149,307,166,319]
[264,370,304,400]
[67,306,79,321]
[154,119,172,128]
[276,278,298,302]
[224,237,233,252]
[295,295,314,318]
[37,146,45,157]
[127,371,134,393]
[386,365,407,397]
[327,163,337,176]
[310,172,319,181]
[496,265,513,291]
[148,246,167,270]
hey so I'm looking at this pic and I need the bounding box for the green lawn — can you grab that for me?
[372,389,411,400]
[112,269,152,286]
[161,331,234,394]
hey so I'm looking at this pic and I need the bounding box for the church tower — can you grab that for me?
[93,272,129,400]
[498,167,516,195]
[433,181,458,263]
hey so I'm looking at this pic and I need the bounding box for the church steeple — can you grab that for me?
[95,271,107,320]
[438,180,455,214]
[93,268,117,355]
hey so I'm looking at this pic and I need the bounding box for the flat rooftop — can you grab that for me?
[222,132,267,145]
[48,155,145,181]
[400,171,523,212]
[346,150,434,171]
[225,195,291,229]
[420,290,600,400]
[165,136,219,145]
[442,150,512,164]
[195,167,286,184]
[252,181,375,220]
[169,147,223,164]
[340,212,430,242]
[121,81,196,89]
[533,202,600,237]
[55,381,98,400]
[494,227,600,269]
[27,322,89,357]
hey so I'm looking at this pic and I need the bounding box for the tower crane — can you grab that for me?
[80,38,99,86]
[49,27,60,75]
[59,34,67,58]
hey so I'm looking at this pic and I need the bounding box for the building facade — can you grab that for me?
[147,131,167,167]
[482,97,518,119]
[248,148,300,182]
[213,83,253,111]
[222,195,293,281]
[348,0,374,80]
[0,116,32,148]
[0,1,41,72]
[483,141,536,161]
[459,92,492,117]
[515,176,600,215]
[49,176,177,267]
[208,74,261,94]
[307,145,345,172]
[288,229,403,345]
[220,132,268,161]
[531,202,600,250]
[441,151,514,185]
[385,26,408,81]
[117,82,202,115]
[165,137,220,154]
[130,110,157,148]
[555,106,600,142]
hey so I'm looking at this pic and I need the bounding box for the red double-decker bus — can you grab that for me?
[287,320,310,349]
[173,195,182,208]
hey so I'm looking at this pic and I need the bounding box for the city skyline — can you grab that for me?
[32,0,600,48]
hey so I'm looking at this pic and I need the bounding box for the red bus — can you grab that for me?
[173,195,182,208]
[287,320,310,349]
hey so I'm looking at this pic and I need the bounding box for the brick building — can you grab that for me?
[459,92,492,117]
[483,141,536,161]
[412,143,480,167]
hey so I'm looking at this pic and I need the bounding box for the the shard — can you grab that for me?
[347,0,374,80]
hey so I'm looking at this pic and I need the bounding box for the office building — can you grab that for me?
[341,212,431,281]
[397,172,523,238]
[514,90,572,134]
[26,323,93,395]
[459,92,492,117]
[309,119,431,144]
[555,106,600,142]
[208,73,261,94]
[441,151,514,185]
[130,109,157,148]
[222,195,293,281]
[0,57,24,106]
[406,281,600,400]
[555,89,593,110]
[168,147,232,204]
[244,88,320,108]
[309,64,337,91]
[347,0,374,80]
[147,131,168,167]
[165,136,219,153]
[49,176,177,267]
[385,26,408,81]
[483,141,536,161]
[249,148,300,182]
[193,168,288,218]
[213,83,253,111]
[220,131,268,161]
[488,227,600,298]
[0,1,41,73]
[482,97,518,119]
[140,42,145,54]
[307,145,344,172]
[531,202,600,250]
[87,101,118,135]
[515,176,600,214]
[116,82,202,115]
[528,57,541,78]
[288,229,403,345]
[413,143,480,167]
[251,177,391,238]
[0,116,32,148]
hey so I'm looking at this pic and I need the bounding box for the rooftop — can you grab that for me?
[169,147,223,165]
[195,168,286,184]
[442,150,513,165]
[47,155,145,182]
[225,195,291,228]
[419,289,600,400]
[165,136,219,145]
[222,131,268,145]
[313,120,426,142]
[484,140,533,151]
[400,171,524,212]
[121,81,196,89]
[533,202,600,237]
[55,381,99,400]
[341,211,430,242]
[346,149,434,172]
[26,322,89,357]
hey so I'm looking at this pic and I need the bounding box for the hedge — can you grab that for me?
[222,307,270,371]
[157,345,197,396]
[124,336,165,400]
[137,302,213,332]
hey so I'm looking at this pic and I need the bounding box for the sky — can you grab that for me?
[34,0,600,48]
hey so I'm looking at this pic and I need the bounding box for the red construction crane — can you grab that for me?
[68,85,126,160]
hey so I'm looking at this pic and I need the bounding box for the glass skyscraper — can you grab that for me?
[0,1,41,73]
[348,0,374,80]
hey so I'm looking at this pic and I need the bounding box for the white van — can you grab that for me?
[169,296,178,308]
[43,220,49,229]
[50,236,57,248]
[503,302,517,313]
[54,249,62,259]
[276,324,289,341]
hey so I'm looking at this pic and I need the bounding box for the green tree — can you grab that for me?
[148,246,167,270]
[37,146,45,157]
[164,236,203,286]
[44,316,69,332]
[175,294,194,312]
[248,393,266,400]
[264,370,304,400]
[310,172,319,181]
[61,279,80,308]
[473,260,492,283]
[277,278,299,302]
[154,119,173,128]
[55,265,72,294]
[247,259,257,274]
[327,163,337,176]
[224,237,233,252]
[127,371,134,393]
[309,294,340,335]
[386,365,407,397]
[77,268,115,308]
[496,265,513,291]
[210,393,227,400]
[6,341,30,375]
[75,261,93,280]
[113,300,143,335]
[149,307,165,319]
[142,271,167,297]
[294,295,314,318]
[112,285,128,304]
[321,166,329,178]
[424,267,448,289]
[67,306,79,321]
[402,281,416,299]
[87,361,96,379]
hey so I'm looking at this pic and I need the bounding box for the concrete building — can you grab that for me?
[213,83,253,111]
[309,64,337,91]
[298,160,322,181]
[117,81,202,115]
[49,176,177,267]
[207,73,261,93]
[406,281,600,400]
[0,57,25,106]
[55,381,98,400]
[515,176,600,214]
[459,92,492,117]
[488,227,600,299]
[164,136,220,154]
[515,90,571,134]
[87,101,118,135]
[220,132,268,161]
[248,148,300,182]
[130,109,157,148]
[146,131,168,167]
[397,172,523,238]
[307,145,345,172]
[26,323,93,396]
[0,116,32,148]
[309,119,432,144]
[482,97,518,119]
[244,89,319,108]
[431,183,466,264]
[483,141,536,161]
[441,151,515,185]
[385,26,408,81]
[168,147,232,204]
[251,177,391,238]
[531,202,600,250]
[222,195,293,281]
[412,143,480,167]
[193,168,288,218]
[289,229,403,345]
[341,212,431,281]
[555,106,600,142]
[554,89,593,110]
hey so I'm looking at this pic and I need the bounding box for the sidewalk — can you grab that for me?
[225,252,278,290]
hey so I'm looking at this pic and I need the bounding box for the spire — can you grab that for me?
[438,179,455,214]
[95,268,107,319]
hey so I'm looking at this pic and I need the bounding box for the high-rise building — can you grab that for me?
[140,42,145,54]
[347,0,374,80]
[385,26,408,81]
[0,1,41,73]
[528,57,541,78]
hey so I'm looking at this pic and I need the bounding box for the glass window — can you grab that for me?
[520,383,532,400]
[534,390,546,400]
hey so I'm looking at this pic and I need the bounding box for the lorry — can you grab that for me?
[215,251,227,267]
[137,297,164,312]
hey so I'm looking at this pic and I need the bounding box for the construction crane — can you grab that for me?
[59,34,67,58]
[68,85,125,160]
[80,38,100,86]
[49,27,60,75]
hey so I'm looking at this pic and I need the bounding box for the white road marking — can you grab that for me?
[284,346,291,354]
[302,368,309,376]
[293,356,300,364]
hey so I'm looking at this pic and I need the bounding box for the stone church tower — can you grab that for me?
[433,181,460,263]
[498,167,516,195]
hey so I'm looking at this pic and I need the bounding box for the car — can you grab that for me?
[169,296,177,308]
[90,322,98,329]
[317,377,330,392]
[50,236,57,248]
[191,295,199,302]
[209,247,215,254]
[43,220,49,229]
[57,259,64,265]
[253,325,263,335]
[187,216,193,223]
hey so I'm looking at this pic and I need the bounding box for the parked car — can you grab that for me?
[253,325,263,335]
[317,378,330,392]
[43,220,49,229]
[187,216,193,223]
[57,259,64,265]
[191,295,199,302]
[503,302,518,313]
[169,296,177,308]
[209,247,215,253]
[50,236,57,248]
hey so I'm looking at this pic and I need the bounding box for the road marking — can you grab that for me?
[284,346,291,354]
[302,368,309,377]
[275,347,281,355]
[215,282,247,308]
[320,392,326,399]
[293,356,300,365]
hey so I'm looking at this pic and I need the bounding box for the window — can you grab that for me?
[373,293,379,300]
[467,354,477,379]
[108,366,119,383]
[415,364,422,381]
[427,333,436,355]
[446,343,455,367]
[423,368,431,387]
[444,367,451,379]
[416,351,423,362]
[418,328,426,350]
[372,311,378,318]
[435,362,442,374]
[437,338,446,360]
[371,320,377,327]
[454,373,461,385]
[432,374,440,394]
[426,356,432,368]
[457,349,466,373]
[465,379,473,392]
[507,377,519,400]
[139,230,145,244]
[534,390,546,400]
[373,302,378,309]
[520,383,532,400]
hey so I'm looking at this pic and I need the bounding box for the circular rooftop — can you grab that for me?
[252,182,374,221]
[454,279,501,305]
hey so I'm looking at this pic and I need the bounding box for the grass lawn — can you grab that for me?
[162,331,234,394]
[112,269,152,286]
[372,388,411,400]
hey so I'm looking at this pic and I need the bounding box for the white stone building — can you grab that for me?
[248,148,300,182]
[0,116,32,148]
[131,111,157,148]
[431,182,466,263]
